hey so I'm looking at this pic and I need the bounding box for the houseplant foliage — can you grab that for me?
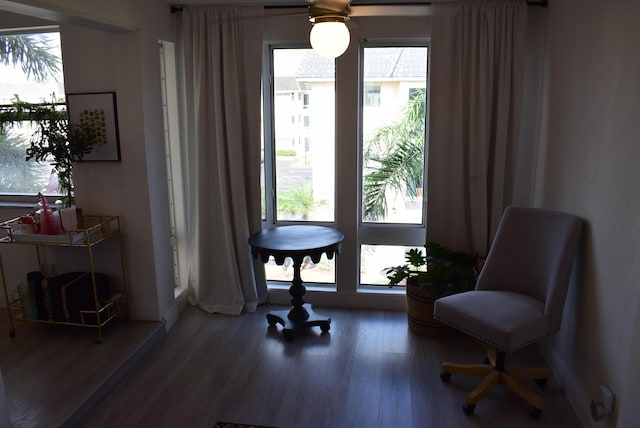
[0,97,67,134]
[24,100,95,206]
[386,241,479,337]
[0,98,96,206]
[386,241,478,299]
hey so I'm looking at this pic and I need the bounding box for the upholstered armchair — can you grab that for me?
[434,206,583,418]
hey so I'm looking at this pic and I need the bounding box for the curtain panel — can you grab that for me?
[428,0,527,255]
[180,6,267,315]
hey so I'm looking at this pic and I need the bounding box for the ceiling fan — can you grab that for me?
[284,0,430,58]
[296,0,431,58]
[172,1,431,58]
[306,0,352,58]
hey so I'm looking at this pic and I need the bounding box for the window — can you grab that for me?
[0,28,65,197]
[361,47,427,226]
[364,85,381,107]
[159,40,188,291]
[268,48,335,225]
[262,48,336,285]
[263,21,428,306]
[360,46,428,288]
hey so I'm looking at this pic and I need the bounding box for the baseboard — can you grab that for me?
[542,343,596,428]
[163,302,180,332]
[60,320,166,428]
[266,288,407,311]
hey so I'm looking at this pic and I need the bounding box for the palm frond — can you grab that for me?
[0,34,60,82]
[362,90,426,221]
[0,130,47,192]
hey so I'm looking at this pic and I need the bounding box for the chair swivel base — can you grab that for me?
[440,349,550,418]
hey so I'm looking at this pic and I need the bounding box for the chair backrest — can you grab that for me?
[476,206,583,333]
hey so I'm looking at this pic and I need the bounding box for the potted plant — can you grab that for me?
[386,241,479,338]
[26,111,95,207]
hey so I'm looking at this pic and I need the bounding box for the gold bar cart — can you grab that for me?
[0,215,129,343]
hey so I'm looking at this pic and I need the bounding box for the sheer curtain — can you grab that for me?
[427,0,527,255]
[180,6,267,315]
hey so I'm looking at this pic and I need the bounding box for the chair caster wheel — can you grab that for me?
[528,406,542,419]
[535,378,548,388]
[440,371,451,383]
[462,402,475,415]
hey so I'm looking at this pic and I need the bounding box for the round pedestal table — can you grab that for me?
[249,225,344,340]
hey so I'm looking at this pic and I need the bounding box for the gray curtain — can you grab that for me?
[180,6,267,315]
[427,0,527,255]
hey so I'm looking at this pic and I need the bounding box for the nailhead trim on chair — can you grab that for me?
[434,316,554,353]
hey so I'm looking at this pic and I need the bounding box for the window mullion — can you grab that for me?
[334,42,360,295]
[262,45,276,225]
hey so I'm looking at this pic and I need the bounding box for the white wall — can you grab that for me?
[60,0,177,322]
[526,0,640,426]
[0,0,137,31]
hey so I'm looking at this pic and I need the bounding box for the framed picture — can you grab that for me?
[66,91,121,162]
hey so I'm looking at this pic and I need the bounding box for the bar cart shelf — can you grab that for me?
[0,215,129,343]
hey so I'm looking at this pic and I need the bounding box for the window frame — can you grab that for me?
[262,22,430,309]
[356,39,430,287]
[0,26,65,203]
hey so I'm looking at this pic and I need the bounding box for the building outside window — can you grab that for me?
[364,84,381,107]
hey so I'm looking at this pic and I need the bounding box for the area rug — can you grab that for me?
[214,423,278,428]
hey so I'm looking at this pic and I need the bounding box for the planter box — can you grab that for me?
[406,284,456,338]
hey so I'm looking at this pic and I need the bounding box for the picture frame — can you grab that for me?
[66,91,121,162]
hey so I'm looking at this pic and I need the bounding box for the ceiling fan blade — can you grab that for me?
[264,9,310,19]
[308,0,351,11]
[350,4,433,17]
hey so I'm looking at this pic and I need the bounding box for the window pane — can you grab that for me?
[0,31,65,196]
[361,47,427,224]
[263,254,336,285]
[360,244,415,286]
[1,125,58,195]
[273,48,335,222]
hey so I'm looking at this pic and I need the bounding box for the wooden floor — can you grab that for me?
[1,305,583,428]
[0,311,165,428]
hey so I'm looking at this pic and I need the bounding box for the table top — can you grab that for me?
[248,225,344,265]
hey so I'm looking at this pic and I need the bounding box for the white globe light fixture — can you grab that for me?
[309,4,351,59]
[310,21,350,59]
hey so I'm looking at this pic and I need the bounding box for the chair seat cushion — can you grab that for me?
[434,290,549,352]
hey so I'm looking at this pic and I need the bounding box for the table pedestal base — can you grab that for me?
[267,303,331,340]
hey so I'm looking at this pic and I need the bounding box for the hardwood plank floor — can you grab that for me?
[0,311,164,428]
[2,305,583,428]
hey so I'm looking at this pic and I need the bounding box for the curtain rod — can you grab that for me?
[170,1,547,14]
